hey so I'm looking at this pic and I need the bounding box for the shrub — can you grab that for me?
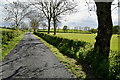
[34,32,120,79]
[34,32,87,59]
[2,31,21,45]
[109,51,120,80]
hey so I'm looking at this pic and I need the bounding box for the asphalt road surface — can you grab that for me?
[0,32,73,80]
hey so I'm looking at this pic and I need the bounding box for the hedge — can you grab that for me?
[34,32,89,59]
[2,31,22,45]
[34,32,120,79]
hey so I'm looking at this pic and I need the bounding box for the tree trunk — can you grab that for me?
[93,2,113,78]
[53,19,56,35]
[48,20,51,34]
[94,2,113,59]
[34,27,36,33]
[15,23,19,30]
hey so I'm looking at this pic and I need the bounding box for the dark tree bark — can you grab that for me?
[94,2,113,58]
[48,20,51,34]
[92,1,114,78]
[53,18,57,35]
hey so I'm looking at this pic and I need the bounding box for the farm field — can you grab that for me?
[50,33,119,51]
[0,28,12,31]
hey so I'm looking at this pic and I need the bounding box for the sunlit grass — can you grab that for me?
[0,28,12,31]
[1,32,25,60]
[49,33,118,51]
[34,34,88,79]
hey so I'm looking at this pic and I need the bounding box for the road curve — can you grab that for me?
[0,32,73,79]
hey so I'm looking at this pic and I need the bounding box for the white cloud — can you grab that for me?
[60,0,118,28]
[0,0,119,28]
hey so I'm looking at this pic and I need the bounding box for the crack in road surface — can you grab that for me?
[1,32,73,79]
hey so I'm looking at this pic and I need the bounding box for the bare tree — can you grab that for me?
[51,0,77,35]
[30,0,53,34]
[4,0,31,29]
[28,10,44,32]
[41,22,47,30]
[29,17,39,32]
[30,0,77,35]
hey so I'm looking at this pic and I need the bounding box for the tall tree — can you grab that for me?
[29,17,39,32]
[94,0,114,59]
[4,0,31,29]
[91,0,114,78]
[51,0,77,35]
[31,0,52,34]
[28,10,44,32]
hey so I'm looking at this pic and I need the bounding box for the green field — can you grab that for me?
[50,33,119,51]
[0,28,12,31]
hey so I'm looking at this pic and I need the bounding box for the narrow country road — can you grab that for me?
[0,32,73,79]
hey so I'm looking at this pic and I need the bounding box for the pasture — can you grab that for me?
[50,33,119,51]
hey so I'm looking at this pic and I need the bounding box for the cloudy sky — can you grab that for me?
[0,0,119,29]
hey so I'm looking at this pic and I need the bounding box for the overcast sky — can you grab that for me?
[0,0,119,29]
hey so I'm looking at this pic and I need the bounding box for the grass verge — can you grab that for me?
[1,33,25,60]
[34,34,87,79]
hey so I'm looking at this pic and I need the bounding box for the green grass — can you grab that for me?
[38,29,91,34]
[49,33,119,51]
[0,28,12,31]
[34,34,90,79]
[1,32,25,60]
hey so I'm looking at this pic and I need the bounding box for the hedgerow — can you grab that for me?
[34,32,88,59]
[2,31,21,45]
[34,32,120,80]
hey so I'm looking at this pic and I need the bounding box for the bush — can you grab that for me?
[34,32,120,79]
[2,31,21,45]
[34,32,87,59]
[109,51,120,80]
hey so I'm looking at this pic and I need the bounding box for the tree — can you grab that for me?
[31,0,52,34]
[51,0,77,35]
[31,0,77,35]
[4,0,31,29]
[41,22,47,30]
[89,28,97,33]
[113,25,120,34]
[28,10,44,32]
[29,17,39,32]
[94,0,114,58]
[63,26,68,32]
[91,0,114,78]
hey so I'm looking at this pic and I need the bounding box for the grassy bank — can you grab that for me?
[34,34,94,79]
[1,31,25,60]
[34,32,120,79]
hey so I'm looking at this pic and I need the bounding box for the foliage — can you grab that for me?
[34,32,120,79]
[54,33,118,51]
[2,31,22,45]
[89,28,97,33]
[34,32,87,59]
[38,29,92,34]
[63,26,68,32]
[113,25,120,34]
[1,30,25,60]
[35,35,87,79]
[109,51,120,79]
